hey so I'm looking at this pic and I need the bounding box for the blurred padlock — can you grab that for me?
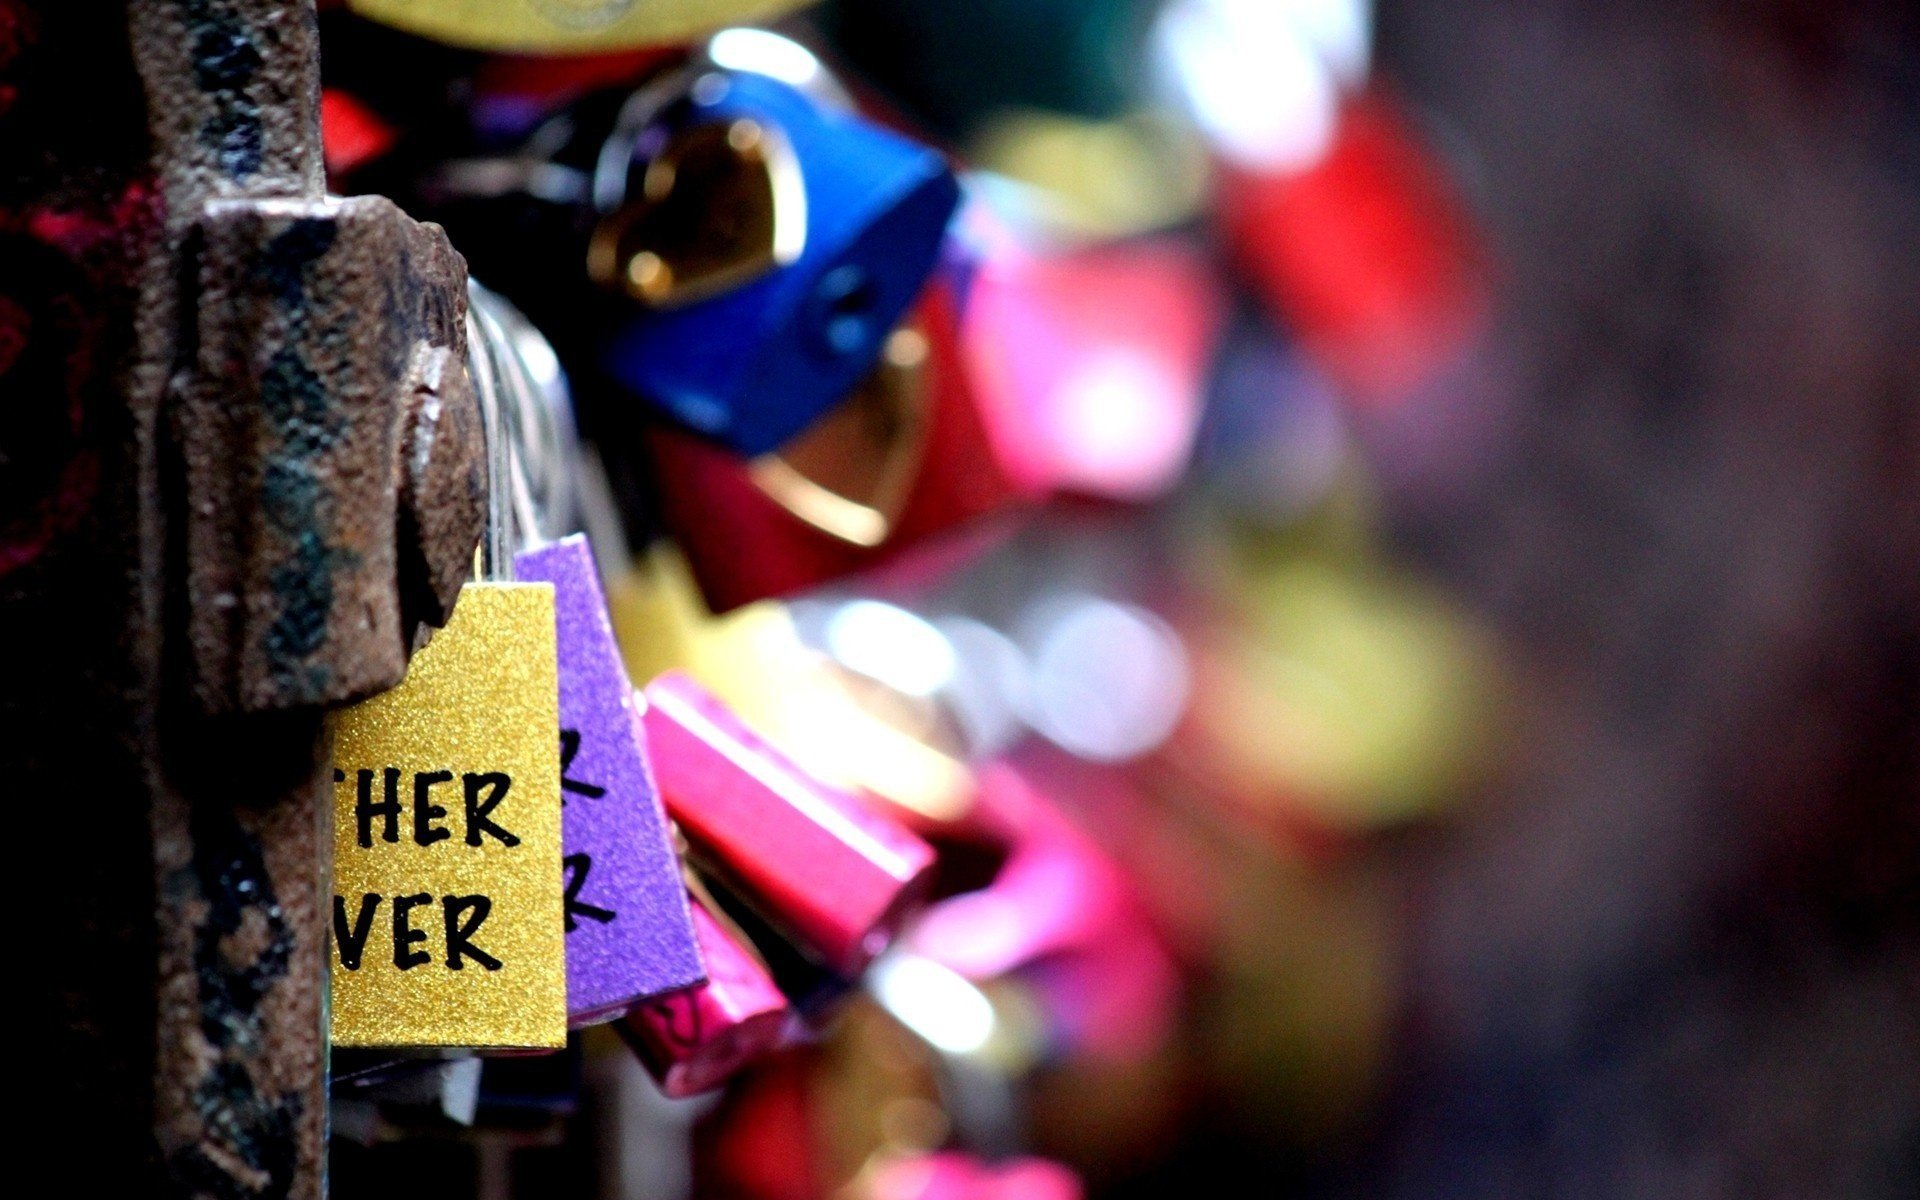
[963,236,1224,502]
[348,0,815,53]
[966,109,1210,241]
[647,275,1019,611]
[864,1152,1084,1200]
[1149,2,1483,402]
[1172,555,1499,833]
[1214,92,1485,404]
[514,535,705,1024]
[903,763,1181,1062]
[907,766,1131,982]
[642,671,937,975]
[599,63,961,455]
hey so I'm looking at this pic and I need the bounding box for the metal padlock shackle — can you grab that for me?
[583,26,856,204]
[427,30,848,211]
[467,281,580,576]
[588,28,853,202]
[426,29,880,325]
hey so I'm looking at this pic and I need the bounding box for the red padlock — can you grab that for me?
[646,275,1019,612]
[1215,89,1487,405]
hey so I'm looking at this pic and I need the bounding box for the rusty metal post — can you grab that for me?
[3,2,482,1194]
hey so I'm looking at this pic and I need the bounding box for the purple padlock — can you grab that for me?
[515,534,706,1024]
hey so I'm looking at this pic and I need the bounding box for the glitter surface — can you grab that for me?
[329,582,567,1049]
[515,536,706,1024]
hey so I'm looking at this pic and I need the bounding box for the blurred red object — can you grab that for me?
[1,183,159,578]
[1216,90,1486,405]
[473,47,684,102]
[694,1053,823,1200]
[644,672,938,974]
[964,239,1224,502]
[650,278,1020,612]
[319,88,396,179]
[620,898,790,1098]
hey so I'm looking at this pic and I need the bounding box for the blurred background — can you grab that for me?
[322,1,1919,1197]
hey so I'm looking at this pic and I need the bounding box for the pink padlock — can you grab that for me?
[642,671,938,975]
[868,1152,1083,1200]
[620,898,790,1098]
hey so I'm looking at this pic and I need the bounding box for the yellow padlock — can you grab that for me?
[348,0,815,53]
[329,581,567,1049]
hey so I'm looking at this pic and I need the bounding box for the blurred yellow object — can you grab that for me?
[1186,556,1500,829]
[608,543,975,822]
[606,541,709,685]
[349,0,815,52]
[814,1000,947,1194]
[1048,763,1397,1145]
[970,109,1210,240]
[759,682,976,824]
[1196,850,1397,1140]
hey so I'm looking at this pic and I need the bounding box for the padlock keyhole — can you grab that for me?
[813,264,879,359]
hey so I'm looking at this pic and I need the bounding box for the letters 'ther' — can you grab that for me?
[328,581,568,1049]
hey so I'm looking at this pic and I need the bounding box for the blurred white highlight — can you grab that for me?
[708,27,823,87]
[826,600,959,698]
[1023,596,1190,762]
[869,954,997,1056]
[1157,0,1373,172]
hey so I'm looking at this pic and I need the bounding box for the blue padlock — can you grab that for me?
[598,69,961,456]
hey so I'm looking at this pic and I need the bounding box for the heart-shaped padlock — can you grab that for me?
[599,65,960,455]
[645,271,1020,612]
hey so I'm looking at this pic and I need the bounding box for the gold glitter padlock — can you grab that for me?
[328,581,568,1048]
[348,0,814,53]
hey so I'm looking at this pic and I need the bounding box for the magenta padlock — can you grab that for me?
[514,535,704,1023]
[867,1153,1084,1200]
[641,671,937,975]
[619,897,790,1098]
